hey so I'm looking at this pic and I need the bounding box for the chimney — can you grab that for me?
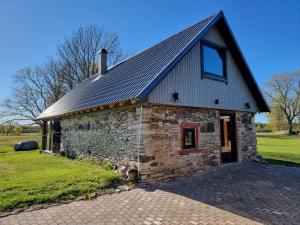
[98,49,107,75]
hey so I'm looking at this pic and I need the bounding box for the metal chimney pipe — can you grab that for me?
[98,49,107,75]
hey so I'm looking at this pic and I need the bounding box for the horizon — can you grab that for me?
[0,0,299,123]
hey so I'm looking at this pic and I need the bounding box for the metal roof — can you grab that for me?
[37,11,269,120]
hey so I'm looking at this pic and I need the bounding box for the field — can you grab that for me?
[0,132,299,213]
[257,132,300,167]
[0,134,119,213]
[0,133,41,153]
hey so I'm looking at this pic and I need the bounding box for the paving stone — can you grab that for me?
[0,162,299,225]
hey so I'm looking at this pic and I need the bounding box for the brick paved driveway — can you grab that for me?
[1,162,299,225]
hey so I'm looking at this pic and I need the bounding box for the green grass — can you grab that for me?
[1,132,298,213]
[0,141,119,212]
[0,133,41,153]
[257,132,300,167]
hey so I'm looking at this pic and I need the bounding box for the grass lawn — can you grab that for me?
[0,134,119,212]
[0,133,41,153]
[1,132,299,212]
[257,132,300,167]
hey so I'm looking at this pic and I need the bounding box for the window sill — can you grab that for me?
[179,148,202,155]
[202,74,227,84]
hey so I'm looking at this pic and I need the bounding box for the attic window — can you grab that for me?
[201,40,227,82]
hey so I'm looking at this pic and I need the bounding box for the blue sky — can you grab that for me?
[0,0,299,123]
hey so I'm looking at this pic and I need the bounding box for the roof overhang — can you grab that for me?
[36,98,141,121]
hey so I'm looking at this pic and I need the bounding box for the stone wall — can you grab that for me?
[236,112,257,161]
[60,103,257,182]
[60,104,142,165]
[139,105,221,181]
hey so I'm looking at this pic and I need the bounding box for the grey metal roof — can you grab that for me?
[37,11,269,120]
[37,14,215,120]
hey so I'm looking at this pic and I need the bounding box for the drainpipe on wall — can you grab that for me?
[137,105,143,180]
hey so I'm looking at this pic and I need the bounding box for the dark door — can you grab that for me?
[51,120,61,154]
[220,113,237,163]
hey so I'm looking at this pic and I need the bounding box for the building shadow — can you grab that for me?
[264,158,300,168]
[141,162,300,225]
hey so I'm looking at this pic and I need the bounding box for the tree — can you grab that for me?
[266,105,287,131]
[57,25,128,89]
[2,123,15,135]
[13,124,23,135]
[1,25,128,126]
[42,59,66,103]
[1,67,49,126]
[264,71,300,134]
[0,124,4,133]
[0,62,67,126]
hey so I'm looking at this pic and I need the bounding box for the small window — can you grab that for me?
[180,123,200,154]
[183,128,196,149]
[201,40,226,81]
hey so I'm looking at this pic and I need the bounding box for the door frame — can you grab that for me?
[218,110,238,164]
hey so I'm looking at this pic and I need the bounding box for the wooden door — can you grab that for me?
[220,113,237,163]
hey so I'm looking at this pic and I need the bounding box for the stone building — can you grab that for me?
[37,11,269,182]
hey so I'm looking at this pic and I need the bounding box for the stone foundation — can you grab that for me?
[60,104,256,182]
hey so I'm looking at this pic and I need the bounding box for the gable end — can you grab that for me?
[141,11,269,112]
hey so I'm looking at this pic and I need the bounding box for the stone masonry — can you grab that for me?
[61,105,142,165]
[139,105,221,181]
[60,103,256,182]
[236,112,257,161]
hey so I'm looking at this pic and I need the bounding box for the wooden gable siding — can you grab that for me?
[148,26,258,112]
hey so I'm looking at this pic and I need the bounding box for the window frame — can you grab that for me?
[180,123,200,155]
[200,40,227,83]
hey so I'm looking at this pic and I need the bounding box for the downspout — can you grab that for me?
[137,105,143,180]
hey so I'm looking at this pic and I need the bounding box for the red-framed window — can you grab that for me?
[180,123,200,154]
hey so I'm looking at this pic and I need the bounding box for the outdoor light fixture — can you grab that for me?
[245,102,251,109]
[173,92,179,102]
[214,99,219,104]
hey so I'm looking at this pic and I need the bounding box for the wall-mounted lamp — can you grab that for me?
[173,92,179,102]
[245,102,251,109]
[214,99,219,105]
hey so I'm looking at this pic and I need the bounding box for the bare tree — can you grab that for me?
[42,59,66,103]
[1,25,128,126]
[264,71,300,134]
[1,67,47,126]
[57,25,128,89]
[0,63,66,127]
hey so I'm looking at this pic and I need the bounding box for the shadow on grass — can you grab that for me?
[263,158,300,167]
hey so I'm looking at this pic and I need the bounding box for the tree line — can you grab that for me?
[0,123,23,135]
[0,25,129,127]
[0,123,41,135]
[265,70,300,134]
